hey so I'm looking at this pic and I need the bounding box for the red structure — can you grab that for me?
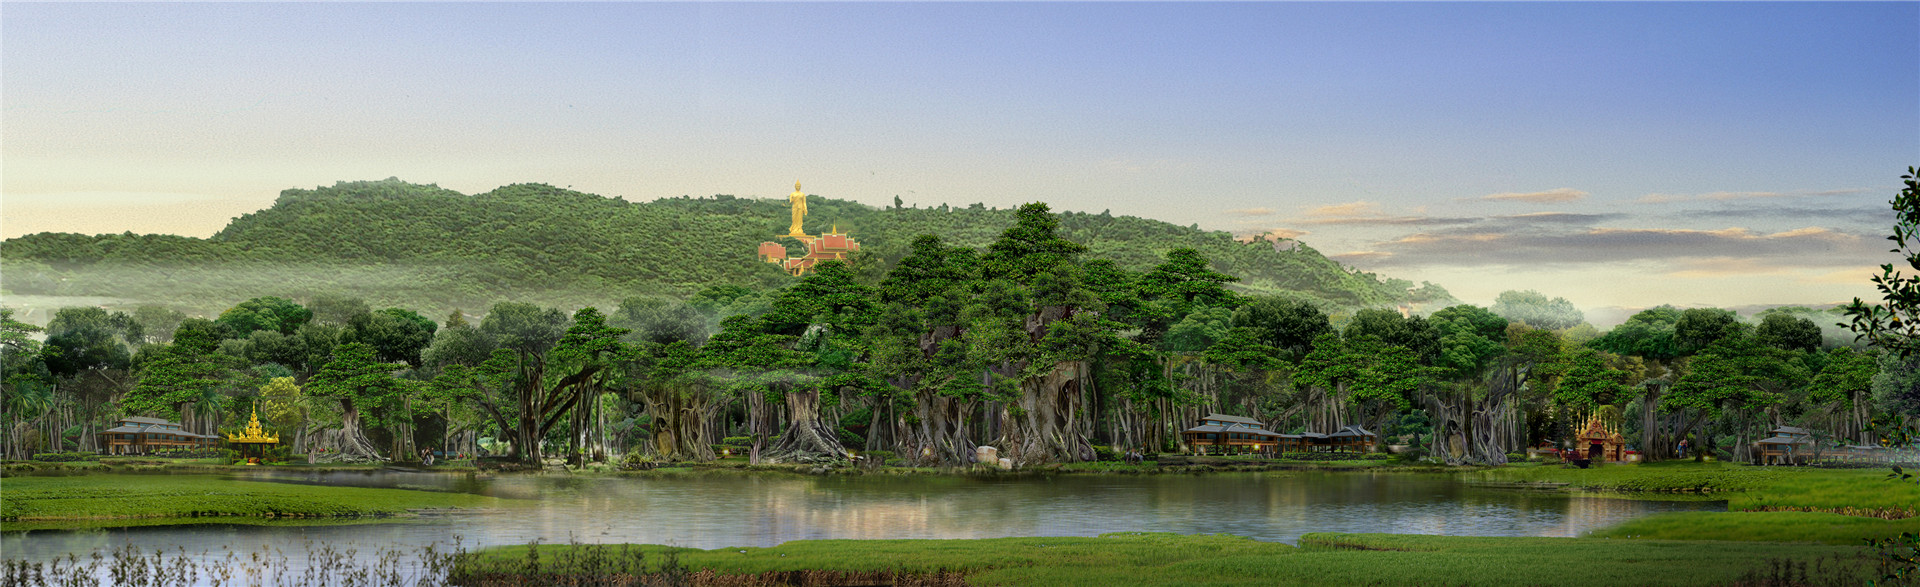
[759,228,861,276]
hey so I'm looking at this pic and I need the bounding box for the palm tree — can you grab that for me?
[3,381,54,459]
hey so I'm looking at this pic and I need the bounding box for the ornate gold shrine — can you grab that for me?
[226,409,279,465]
[1575,409,1627,462]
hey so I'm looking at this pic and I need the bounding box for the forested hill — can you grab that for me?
[1,178,1453,317]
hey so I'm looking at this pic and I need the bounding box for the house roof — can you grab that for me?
[1330,425,1377,438]
[120,416,173,425]
[1200,413,1263,425]
[100,424,214,437]
[1769,426,1812,436]
[1755,435,1809,445]
[1182,424,1288,438]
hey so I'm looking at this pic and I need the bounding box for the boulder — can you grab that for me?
[975,445,998,465]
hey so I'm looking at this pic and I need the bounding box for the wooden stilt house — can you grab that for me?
[99,416,218,455]
[1182,414,1288,455]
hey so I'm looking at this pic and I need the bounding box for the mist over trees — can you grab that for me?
[0,178,1455,322]
[3,198,1910,468]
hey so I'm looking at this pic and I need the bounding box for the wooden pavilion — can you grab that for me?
[1182,414,1289,455]
[1754,434,1810,466]
[98,416,219,455]
[1325,425,1379,453]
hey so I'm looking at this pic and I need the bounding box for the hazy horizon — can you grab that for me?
[6,2,1915,311]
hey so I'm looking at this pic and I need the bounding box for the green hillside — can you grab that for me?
[0,178,1452,318]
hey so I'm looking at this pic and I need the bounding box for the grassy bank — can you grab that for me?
[452,532,1874,586]
[1588,511,1920,544]
[0,474,497,528]
[1473,459,1920,549]
[1474,460,1920,516]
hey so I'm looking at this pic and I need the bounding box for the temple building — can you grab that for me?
[226,408,280,465]
[99,416,218,455]
[1575,410,1629,462]
[756,182,860,276]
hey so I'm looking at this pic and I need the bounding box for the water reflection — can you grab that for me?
[4,470,1721,566]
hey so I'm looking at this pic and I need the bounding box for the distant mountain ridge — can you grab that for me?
[1,178,1454,316]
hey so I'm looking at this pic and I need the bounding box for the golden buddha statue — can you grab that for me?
[787,181,809,237]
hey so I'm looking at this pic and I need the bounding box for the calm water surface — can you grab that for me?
[5,469,1721,566]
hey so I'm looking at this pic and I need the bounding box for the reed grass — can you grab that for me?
[454,532,1880,587]
[0,532,1891,586]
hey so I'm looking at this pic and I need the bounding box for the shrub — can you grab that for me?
[620,452,657,471]
[1506,452,1528,461]
[1363,452,1394,460]
[711,444,732,456]
[29,452,98,462]
[1092,445,1118,461]
[721,436,753,447]
[1280,451,1370,461]
[837,428,865,449]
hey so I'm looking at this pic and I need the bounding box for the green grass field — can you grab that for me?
[0,474,497,526]
[1588,511,1920,544]
[1476,460,1920,516]
[454,532,1876,586]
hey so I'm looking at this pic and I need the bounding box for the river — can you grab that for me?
[3,468,1721,570]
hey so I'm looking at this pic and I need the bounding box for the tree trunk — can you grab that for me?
[998,362,1093,465]
[314,399,382,463]
[767,387,848,461]
[1640,384,1665,462]
[642,385,717,462]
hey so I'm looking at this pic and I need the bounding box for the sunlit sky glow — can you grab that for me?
[4,2,1916,315]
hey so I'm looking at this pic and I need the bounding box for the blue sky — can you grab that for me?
[4,2,1915,314]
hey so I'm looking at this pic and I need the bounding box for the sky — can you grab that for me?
[4,2,1916,317]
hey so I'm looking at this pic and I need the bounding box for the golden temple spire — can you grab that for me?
[227,407,279,443]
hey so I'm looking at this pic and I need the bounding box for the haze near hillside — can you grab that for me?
[1,178,1455,320]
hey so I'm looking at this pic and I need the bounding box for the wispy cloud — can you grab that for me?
[1296,215,1479,226]
[1349,225,1883,269]
[1329,251,1393,263]
[1678,204,1886,225]
[1477,188,1588,203]
[1304,201,1382,217]
[1291,201,1476,226]
[1636,187,1870,204]
[1490,212,1623,225]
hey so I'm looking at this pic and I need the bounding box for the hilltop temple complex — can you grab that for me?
[756,182,860,276]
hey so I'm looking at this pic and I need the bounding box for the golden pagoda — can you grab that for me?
[755,181,860,276]
[226,408,279,465]
[1575,409,1627,462]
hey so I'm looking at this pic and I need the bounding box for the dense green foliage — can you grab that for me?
[2,176,1915,475]
[1,178,1451,317]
